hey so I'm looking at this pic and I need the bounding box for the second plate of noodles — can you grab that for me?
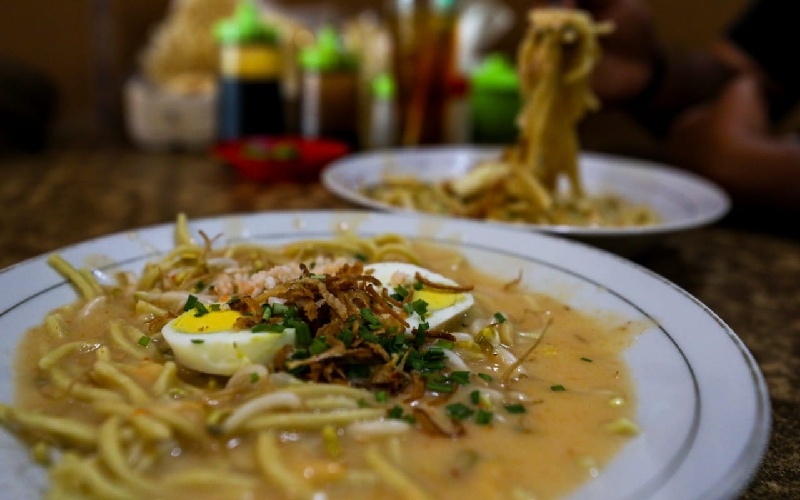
[322,147,730,255]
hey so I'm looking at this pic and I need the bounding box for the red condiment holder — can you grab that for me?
[214,136,350,183]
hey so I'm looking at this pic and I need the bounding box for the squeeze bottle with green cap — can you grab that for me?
[215,0,284,141]
[299,26,359,148]
[469,53,521,144]
[363,73,398,150]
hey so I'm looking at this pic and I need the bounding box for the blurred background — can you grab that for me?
[0,0,750,158]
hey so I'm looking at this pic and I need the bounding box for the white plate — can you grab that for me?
[0,211,768,500]
[321,147,731,255]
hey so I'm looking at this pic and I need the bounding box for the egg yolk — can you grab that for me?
[172,310,242,334]
[415,290,464,311]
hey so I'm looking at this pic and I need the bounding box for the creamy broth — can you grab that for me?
[10,238,640,500]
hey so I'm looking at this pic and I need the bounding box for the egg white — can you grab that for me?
[364,262,474,331]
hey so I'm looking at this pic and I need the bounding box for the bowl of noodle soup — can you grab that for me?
[321,146,731,255]
[0,210,767,500]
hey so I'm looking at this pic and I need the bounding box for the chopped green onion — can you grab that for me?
[375,390,388,403]
[493,312,506,323]
[249,372,260,383]
[470,390,481,405]
[550,384,566,392]
[308,337,329,355]
[435,339,455,349]
[354,252,368,262]
[446,403,475,421]
[475,409,493,425]
[387,405,404,419]
[191,339,205,344]
[137,336,151,347]
[448,371,471,385]
[504,404,527,414]
[477,373,493,383]
[581,357,593,362]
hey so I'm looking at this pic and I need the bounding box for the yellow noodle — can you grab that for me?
[0,403,97,447]
[242,408,385,432]
[49,366,125,403]
[304,395,361,411]
[92,360,151,404]
[151,361,178,397]
[281,383,373,400]
[49,454,139,500]
[221,391,302,434]
[38,341,100,370]
[44,313,67,340]
[364,445,432,500]
[47,254,98,300]
[108,321,150,361]
[92,401,173,441]
[256,431,316,500]
[97,416,156,494]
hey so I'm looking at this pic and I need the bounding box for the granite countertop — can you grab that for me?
[0,147,797,498]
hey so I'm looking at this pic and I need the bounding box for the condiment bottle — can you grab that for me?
[214,0,284,141]
[299,26,360,149]
[362,72,398,149]
[388,0,461,145]
[469,53,521,144]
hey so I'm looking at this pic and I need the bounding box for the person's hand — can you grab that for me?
[668,75,800,209]
[531,0,662,103]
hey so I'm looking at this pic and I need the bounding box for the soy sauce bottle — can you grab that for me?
[215,0,284,141]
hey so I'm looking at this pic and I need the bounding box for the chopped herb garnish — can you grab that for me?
[209,303,220,311]
[360,308,381,328]
[183,295,209,316]
[390,284,410,301]
[262,305,272,320]
[493,312,506,323]
[413,280,424,291]
[475,409,493,425]
[504,404,527,414]
[387,405,404,419]
[425,379,455,393]
[446,403,475,420]
[375,390,388,403]
[477,373,493,383]
[191,339,205,344]
[354,252,368,262]
[287,318,312,347]
[408,299,429,319]
[137,336,151,347]
[470,389,481,405]
[550,384,566,392]
[308,337,329,355]
[581,357,593,362]
[435,339,455,349]
[249,372,260,383]
[357,398,370,408]
[448,371,471,385]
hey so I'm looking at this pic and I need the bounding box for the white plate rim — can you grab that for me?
[0,210,768,500]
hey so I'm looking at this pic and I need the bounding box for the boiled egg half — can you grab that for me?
[161,304,295,376]
[364,262,474,331]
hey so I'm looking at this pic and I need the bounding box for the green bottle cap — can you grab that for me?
[300,26,357,71]
[372,73,396,100]
[470,54,519,92]
[215,0,279,45]
[435,0,457,12]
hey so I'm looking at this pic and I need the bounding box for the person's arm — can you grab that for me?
[668,75,800,210]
